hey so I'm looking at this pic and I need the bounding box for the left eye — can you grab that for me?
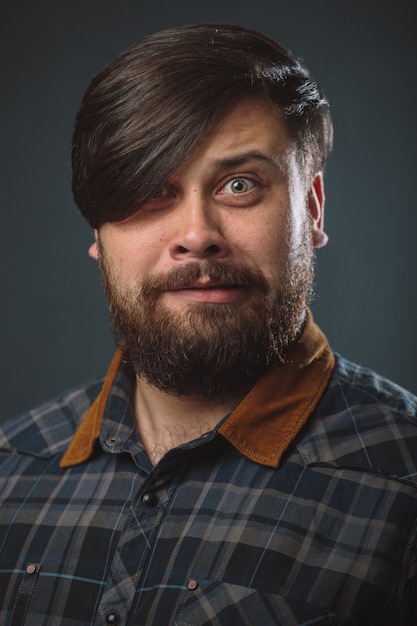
[223,178,255,194]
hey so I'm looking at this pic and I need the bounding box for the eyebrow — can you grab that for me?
[211,150,285,172]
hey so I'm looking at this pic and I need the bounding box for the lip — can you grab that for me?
[164,280,249,304]
[170,278,235,290]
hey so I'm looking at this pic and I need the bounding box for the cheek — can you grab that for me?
[234,212,290,269]
[99,226,166,278]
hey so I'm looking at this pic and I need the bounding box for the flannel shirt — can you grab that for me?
[0,317,417,625]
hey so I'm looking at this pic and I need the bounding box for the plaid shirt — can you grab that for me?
[1,323,417,624]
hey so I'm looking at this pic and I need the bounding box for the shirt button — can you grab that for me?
[105,611,120,625]
[105,436,121,447]
[187,579,198,590]
[26,564,36,575]
[142,492,159,508]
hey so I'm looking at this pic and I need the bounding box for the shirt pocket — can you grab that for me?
[7,563,41,626]
[174,579,339,626]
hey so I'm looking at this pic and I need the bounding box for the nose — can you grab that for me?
[169,197,231,260]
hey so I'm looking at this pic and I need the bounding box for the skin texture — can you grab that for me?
[89,98,327,464]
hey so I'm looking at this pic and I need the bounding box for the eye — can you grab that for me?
[152,185,174,199]
[138,185,176,212]
[222,177,255,194]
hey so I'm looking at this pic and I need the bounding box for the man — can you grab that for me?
[0,23,416,626]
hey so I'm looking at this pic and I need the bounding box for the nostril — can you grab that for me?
[205,244,220,253]
[176,244,220,255]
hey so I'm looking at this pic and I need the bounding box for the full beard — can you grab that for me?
[99,240,314,402]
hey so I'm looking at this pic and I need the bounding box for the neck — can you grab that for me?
[133,376,245,465]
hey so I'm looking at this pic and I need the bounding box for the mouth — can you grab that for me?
[164,278,249,304]
[170,278,244,290]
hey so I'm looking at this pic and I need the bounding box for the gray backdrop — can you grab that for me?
[1,0,416,422]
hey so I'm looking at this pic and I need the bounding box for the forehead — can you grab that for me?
[180,98,295,171]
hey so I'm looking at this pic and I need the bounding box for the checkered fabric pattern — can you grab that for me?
[0,355,416,625]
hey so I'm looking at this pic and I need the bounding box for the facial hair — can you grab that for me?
[98,232,314,402]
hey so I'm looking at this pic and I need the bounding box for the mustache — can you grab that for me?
[140,261,270,296]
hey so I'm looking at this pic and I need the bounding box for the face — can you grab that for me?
[91,98,327,400]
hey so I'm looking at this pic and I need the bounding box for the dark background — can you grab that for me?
[1,0,416,422]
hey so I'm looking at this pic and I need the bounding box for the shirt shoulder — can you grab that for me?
[297,354,417,485]
[331,354,417,415]
[0,378,105,459]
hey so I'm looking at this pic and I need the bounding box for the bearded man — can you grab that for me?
[0,24,416,626]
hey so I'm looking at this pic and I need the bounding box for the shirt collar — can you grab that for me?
[218,311,334,466]
[60,310,334,469]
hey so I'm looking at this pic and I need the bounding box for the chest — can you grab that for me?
[0,450,415,625]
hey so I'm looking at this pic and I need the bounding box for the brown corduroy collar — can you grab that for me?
[60,311,334,469]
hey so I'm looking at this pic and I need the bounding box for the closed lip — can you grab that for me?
[163,279,249,304]
[168,279,244,291]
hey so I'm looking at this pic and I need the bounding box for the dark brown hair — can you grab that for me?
[71,23,333,228]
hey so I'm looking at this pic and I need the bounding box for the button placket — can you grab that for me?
[97,457,180,624]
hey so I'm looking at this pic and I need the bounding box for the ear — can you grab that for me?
[88,230,100,260]
[308,172,328,249]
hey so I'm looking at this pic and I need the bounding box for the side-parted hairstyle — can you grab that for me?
[71,23,333,228]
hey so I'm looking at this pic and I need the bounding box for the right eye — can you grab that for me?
[137,185,177,212]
